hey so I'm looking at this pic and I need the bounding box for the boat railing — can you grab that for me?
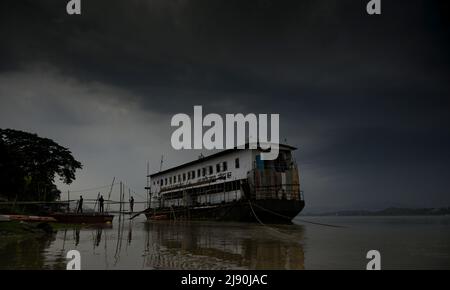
[252,161,297,172]
[252,184,301,201]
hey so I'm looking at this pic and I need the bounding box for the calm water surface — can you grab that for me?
[1,216,449,270]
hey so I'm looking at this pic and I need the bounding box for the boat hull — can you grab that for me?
[1,214,57,222]
[50,213,114,224]
[145,199,304,224]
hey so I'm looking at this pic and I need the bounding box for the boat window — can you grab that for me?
[188,171,191,180]
[216,163,221,173]
[209,166,213,175]
[202,167,206,176]
[235,158,240,169]
[178,175,181,182]
[169,176,172,184]
[192,170,195,179]
[165,178,167,185]
[183,173,186,181]
[223,161,228,171]
[197,169,201,177]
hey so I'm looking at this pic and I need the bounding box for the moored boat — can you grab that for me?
[50,213,114,224]
[0,214,57,222]
[144,143,305,224]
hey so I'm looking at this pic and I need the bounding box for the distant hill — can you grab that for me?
[302,207,450,216]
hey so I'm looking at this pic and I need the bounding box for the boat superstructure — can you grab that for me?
[145,143,304,224]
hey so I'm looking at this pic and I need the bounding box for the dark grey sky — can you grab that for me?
[1,0,449,212]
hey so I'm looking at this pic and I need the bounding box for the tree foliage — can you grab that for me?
[0,129,82,201]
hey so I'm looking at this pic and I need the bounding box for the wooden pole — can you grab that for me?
[122,183,125,215]
[119,181,122,213]
[106,177,115,213]
[147,161,150,208]
[67,190,70,212]
[93,192,100,212]
[224,181,226,203]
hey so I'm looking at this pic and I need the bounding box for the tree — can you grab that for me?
[0,129,82,201]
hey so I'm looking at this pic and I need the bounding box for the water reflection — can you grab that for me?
[95,228,102,248]
[2,216,449,269]
[143,221,305,270]
[0,217,305,270]
[127,221,133,245]
[74,228,80,246]
[0,231,57,270]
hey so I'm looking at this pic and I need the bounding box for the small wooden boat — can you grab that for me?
[50,213,114,224]
[146,214,168,221]
[1,214,57,222]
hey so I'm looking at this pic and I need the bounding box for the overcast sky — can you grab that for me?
[1,0,449,212]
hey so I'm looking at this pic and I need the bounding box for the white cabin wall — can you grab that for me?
[148,145,297,208]
[149,149,255,197]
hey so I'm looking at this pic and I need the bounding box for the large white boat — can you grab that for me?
[145,143,304,224]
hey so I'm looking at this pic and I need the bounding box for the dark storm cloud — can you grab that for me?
[1,0,449,210]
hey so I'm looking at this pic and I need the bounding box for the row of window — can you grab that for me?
[161,180,242,200]
[153,158,240,187]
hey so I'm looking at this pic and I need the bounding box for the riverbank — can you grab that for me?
[0,221,54,249]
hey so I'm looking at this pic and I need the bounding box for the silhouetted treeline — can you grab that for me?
[0,129,82,201]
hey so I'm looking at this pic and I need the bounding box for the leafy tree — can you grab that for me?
[0,129,82,201]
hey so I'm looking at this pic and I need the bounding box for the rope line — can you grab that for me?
[247,200,299,241]
[65,183,118,193]
[63,181,148,202]
[251,202,345,228]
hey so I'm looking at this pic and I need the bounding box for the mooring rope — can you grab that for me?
[247,200,302,241]
[293,217,346,228]
[250,201,346,228]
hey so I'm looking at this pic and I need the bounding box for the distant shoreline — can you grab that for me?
[300,207,450,217]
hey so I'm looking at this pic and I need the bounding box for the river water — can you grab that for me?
[1,215,449,270]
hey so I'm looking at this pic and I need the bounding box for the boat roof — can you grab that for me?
[149,143,297,178]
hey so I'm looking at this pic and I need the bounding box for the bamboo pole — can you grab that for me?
[122,183,125,214]
[67,190,70,212]
[147,161,150,208]
[119,181,122,214]
[93,192,100,212]
[106,177,115,213]
[122,185,125,214]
